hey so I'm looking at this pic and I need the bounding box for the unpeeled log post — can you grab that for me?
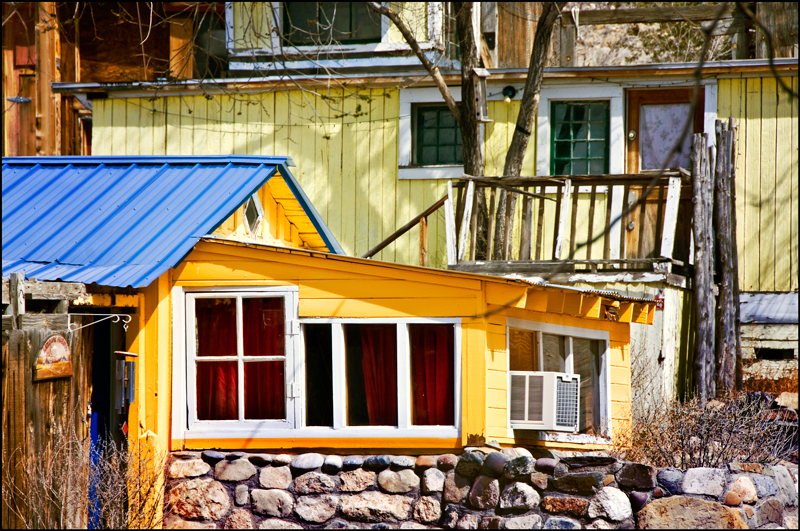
[692,133,716,405]
[713,119,739,394]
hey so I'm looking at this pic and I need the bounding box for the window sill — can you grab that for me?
[513,428,612,446]
[181,426,460,440]
[399,166,464,180]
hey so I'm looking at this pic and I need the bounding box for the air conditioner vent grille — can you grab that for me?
[528,374,543,422]
[556,377,579,427]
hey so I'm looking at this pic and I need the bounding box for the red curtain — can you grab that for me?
[195,297,286,421]
[242,298,285,419]
[410,324,454,425]
[359,325,398,426]
[196,299,237,420]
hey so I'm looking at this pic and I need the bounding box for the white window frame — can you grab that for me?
[505,317,611,445]
[226,2,443,59]
[297,317,461,438]
[172,286,461,441]
[182,287,300,436]
[399,87,470,180]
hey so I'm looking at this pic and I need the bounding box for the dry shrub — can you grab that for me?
[2,422,169,529]
[612,392,796,469]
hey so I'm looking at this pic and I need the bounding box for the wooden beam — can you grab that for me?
[554,179,572,259]
[659,176,682,259]
[419,216,428,267]
[458,180,475,261]
[9,273,25,329]
[525,289,549,313]
[20,314,69,330]
[361,195,447,259]
[445,182,457,266]
[562,4,738,25]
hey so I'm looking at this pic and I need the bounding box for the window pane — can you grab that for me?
[423,111,438,128]
[554,142,571,159]
[573,338,601,433]
[345,3,381,43]
[421,146,437,165]
[305,324,334,427]
[423,129,437,145]
[196,298,236,357]
[589,103,606,121]
[572,105,586,122]
[542,334,565,372]
[242,298,284,357]
[244,361,285,420]
[555,123,572,141]
[438,146,454,162]
[245,198,260,232]
[554,160,570,175]
[589,122,606,140]
[589,141,605,158]
[553,104,567,123]
[573,142,587,158]
[509,328,538,371]
[590,159,605,174]
[344,324,397,426]
[196,361,238,420]
[640,103,692,170]
[572,122,588,140]
[440,111,456,128]
[439,128,455,145]
[410,324,454,426]
[572,160,587,175]
[284,3,318,45]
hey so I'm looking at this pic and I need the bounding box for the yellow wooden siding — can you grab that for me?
[232,2,272,51]
[387,3,428,43]
[96,92,454,267]
[717,76,798,292]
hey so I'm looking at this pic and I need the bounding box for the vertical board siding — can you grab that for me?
[717,76,798,292]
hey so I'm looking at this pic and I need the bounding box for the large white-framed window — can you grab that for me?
[506,317,612,444]
[184,287,300,433]
[172,285,461,441]
[226,2,444,70]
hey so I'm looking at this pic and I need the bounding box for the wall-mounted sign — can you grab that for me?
[34,334,73,380]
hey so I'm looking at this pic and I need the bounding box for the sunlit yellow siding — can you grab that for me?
[94,92,453,268]
[717,76,798,292]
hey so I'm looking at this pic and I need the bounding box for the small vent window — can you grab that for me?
[244,194,264,236]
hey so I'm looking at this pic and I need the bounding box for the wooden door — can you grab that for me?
[624,89,704,259]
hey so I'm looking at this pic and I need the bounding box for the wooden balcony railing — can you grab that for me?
[445,172,692,277]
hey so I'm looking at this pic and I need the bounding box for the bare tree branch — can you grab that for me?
[366,1,461,123]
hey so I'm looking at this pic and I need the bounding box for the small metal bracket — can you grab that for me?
[68,313,132,332]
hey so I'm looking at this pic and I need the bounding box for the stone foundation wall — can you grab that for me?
[164,448,798,529]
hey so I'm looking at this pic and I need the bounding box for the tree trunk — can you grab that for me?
[493,2,562,259]
[454,3,489,257]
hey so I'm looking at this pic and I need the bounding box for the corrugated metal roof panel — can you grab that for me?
[740,292,798,324]
[2,156,342,288]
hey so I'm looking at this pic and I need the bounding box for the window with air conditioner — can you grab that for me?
[507,319,610,437]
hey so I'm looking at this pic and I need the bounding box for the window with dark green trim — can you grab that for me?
[413,105,463,166]
[283,3,382,46]
[551,101,609,175]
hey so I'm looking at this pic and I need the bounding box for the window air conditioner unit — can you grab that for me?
[509,371,580,432]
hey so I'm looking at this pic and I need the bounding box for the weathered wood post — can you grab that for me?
[713,119,741,394]
[692,133,716,405]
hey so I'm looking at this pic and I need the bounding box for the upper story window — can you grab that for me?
[551,101,610,176]
[413,105,463,166]
[283,3,382,46]
[243,193,264,236]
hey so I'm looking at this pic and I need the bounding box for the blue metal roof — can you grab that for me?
[2,155,343,287]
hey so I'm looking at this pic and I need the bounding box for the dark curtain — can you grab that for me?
[196,299,237,420]
[410,324,455,425]
[359,324,398,426]
[243,298,285,420]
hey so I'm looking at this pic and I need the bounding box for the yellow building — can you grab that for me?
[2,156,654,460]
